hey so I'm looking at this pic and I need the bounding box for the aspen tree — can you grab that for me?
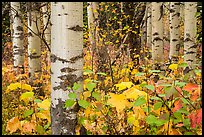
[184,2,197,69]
[27,3,41,83]
[169,2,180,63]
[151,2,164,69]
[10,2,24,73]
[51,2,83,135]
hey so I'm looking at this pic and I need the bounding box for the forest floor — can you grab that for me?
[2,39,202,135]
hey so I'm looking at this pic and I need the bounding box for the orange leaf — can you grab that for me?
[183,83,198,93]
[6,117,21,133]
[22,122,36,133]
[173,99,183,112]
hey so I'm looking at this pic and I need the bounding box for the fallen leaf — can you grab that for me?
[6,117,21,133]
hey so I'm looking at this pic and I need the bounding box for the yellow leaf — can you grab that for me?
[81,91,91,100]
[21,84,33,92]
[123,85,147,100]
[36,110,50,122]
[37,99,51,110]
[169,64,178,71]
[6,117,21,133]
[115,82,134,91]
[107,93,129,113]
[6,82,21,93]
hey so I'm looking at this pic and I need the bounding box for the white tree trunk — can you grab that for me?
[27,5,41,82]
[41,2,51,65]
[169,2,180,63]
[10,2,24,72]
[51,2,83,135]
[184,2,197,69]
[151,2,164,68]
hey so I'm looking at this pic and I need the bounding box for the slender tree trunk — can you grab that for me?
[184,2,197,69]
[27,3,41,83]
[151,2,164,69]
[163,2,170,51]
[169,2,180,63]
[146,2,152,60]
[51,2,83,135]
[41,2,51,66]
[10,2,24,73]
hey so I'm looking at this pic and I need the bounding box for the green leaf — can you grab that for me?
[177,108,189,115]
[83,69,93,75]
[164,86,176,99]
[44,123,50,130]
[134,96,146,106]
[143,107,151,113]
[73,82,81,91]
[155,119,167,126]
[92,92,101,101]
[150,96,161,101]
[146,114,157,125]
[64,99,75,108]
[68,92,77,99]
[150,70,161,73]
[178,63,188,68]
[154,102,163,110]
[97,72,107,76]
[175,81,186,87]
[79,117,86,125]
[78,100,90,109]
[173,111,182,120]
[181,98,189,104]
[158,94,165,97]
[135,72,145,76]
[183,118,190,127]
[67,86,71,90]
[36,125,45,134]
[34,99,42,103]
[184,132,193,135]
[87,82,96,91]
[23,109,33,117]
[20,92,34,101]
[144,85,154,91]
[158,83,172,87]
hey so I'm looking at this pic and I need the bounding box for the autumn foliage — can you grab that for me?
[2,2,202,135]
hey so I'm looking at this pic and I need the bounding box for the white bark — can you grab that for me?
[51,2,83,135]
[184,2,197,69]
[27,6,41,81]
[151,2,164,66]
[169,2,180,62]
[41,2,51,65]
[10,2,24,71]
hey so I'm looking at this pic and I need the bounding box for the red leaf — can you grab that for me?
[188,112,197,128]
[196,108,202,127]
[173,99,183,112]
[183,83,198,93]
